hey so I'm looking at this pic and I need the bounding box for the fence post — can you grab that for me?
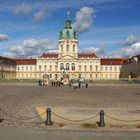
[98,110,105,127]
[45,108,52,125]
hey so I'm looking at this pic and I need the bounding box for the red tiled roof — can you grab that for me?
[15,59,36,65]
[39,53,58,58]
[101,58,127,65]
[78,54,97,58]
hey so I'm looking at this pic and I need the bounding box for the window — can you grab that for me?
[106,74,108,79]
[30,66,32,71]
[34,66,36,71]
[95,66,98,72]
[26,66,28,71]
[50,74,52,79]
[73,45,75,52]
[100,66,103,71]
[110,66,112,71]
[114,67,117,71]
[66,63,70,70]
[90,65,92,72]
[55,66,57,72]
[79,65,81,71]
[50,65,52,72]
[44,66,47,72]
[119,66,121,71]
[110,74,112,79]
[71,63,75,71]
[60,63,64,70]
[84,65,87,72]
[61,45,63,52]
[22,66,24,71]
[66,45,69,52]
[39,66,41,72]
[18,66,20,71]
[105,66,108,71]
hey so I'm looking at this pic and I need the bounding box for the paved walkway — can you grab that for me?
[37,107,140,129]
[0,127,140,140]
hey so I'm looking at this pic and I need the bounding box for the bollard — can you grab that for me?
[45,108,52,125]
[98,110,105,127]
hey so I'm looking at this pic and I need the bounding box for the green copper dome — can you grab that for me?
[59,11,78,40]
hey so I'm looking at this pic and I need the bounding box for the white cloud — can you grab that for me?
[33,11,46,23]
[110,35,140,58]
[122,34,140,46]
[0,34,9,42]
[8,38,57,58]
[79,47,106,57]
[111,42,140,58]
[72,7,95,33]
[15,4,32,16]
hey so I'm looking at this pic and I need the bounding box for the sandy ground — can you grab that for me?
[0,84,140,139]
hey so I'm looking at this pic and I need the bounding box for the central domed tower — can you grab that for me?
[58,11,78,59]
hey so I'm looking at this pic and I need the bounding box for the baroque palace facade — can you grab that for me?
[0,12,139,80]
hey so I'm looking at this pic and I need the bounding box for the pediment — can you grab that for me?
[59,54,77,60]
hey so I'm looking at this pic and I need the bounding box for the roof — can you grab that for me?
[39,53,58,58]
[0,56,16,65]
[123,54,140,65]
[78,54,97,58]
[101,58,127,65]
[15,59,36,65]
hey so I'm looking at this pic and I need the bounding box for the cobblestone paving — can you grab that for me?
[0,84,140,129]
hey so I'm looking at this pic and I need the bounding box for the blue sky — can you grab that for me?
[0,0,140,58]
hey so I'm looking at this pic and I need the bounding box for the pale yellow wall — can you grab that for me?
[100,65,121,80]
[15,58,125,81]
[16,65,37,79]
[58,39,78,58]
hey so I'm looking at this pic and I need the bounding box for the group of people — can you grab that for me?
[51,81,62,87]
[38,79,88,88]
[72,81,88,89]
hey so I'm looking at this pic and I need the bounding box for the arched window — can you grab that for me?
[61,45,63,52]
[60,63,64,70]
[73,45,75,52]
[66,63,70,71]
[71,63,75,71]
[66,45,69,52]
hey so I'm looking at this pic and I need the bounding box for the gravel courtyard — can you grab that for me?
[0,84,140,124]
[0,84,140,139]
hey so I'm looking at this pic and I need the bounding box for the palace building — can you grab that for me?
[1,12,139,81]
